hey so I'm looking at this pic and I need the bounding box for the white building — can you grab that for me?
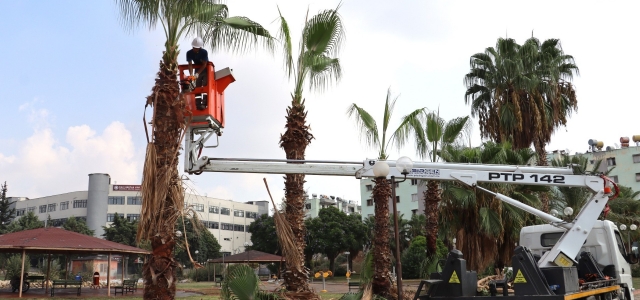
[10,173,268,256]
[304,193,361,219]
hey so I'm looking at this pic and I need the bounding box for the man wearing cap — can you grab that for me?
[187,37,209,87]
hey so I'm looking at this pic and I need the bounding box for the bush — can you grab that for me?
[189,267,213,281]
[632,265,640,278]
[333,265,347,277]
[5,254,29,280]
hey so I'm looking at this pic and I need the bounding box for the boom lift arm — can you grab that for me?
[186,156,617,269]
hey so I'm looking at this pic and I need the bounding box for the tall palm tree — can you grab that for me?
[115,1,272,298]
[409,109,469,255]
[438,142,545,272]
[464,37,579,212]
[275,5,345,293]
[346,89,422,297]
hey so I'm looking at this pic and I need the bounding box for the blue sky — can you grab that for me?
[2,1,640,208]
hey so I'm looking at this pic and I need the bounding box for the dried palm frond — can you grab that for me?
[262,178,303,273]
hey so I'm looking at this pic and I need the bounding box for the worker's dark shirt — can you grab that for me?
[186,48,209,65]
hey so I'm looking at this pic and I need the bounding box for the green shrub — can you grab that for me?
[334,265,348,277]
[5,254,29,280]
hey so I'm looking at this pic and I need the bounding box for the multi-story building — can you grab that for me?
[549,137,640,192]
[9,173,266,256]
[303,194,361,219]
[359,178,421,220]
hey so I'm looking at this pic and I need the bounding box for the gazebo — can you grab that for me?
[0,227,150,298]
[208,250,284,264]
[208,250,284,279]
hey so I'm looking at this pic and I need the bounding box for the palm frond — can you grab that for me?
[393,108,428,157]
[303,53,342,92]
[116,0,161,32]
[302,6,345,57]
[442,116,470,144]
[346,103,380,152]
[199,14,274,54]
[276,6,294,78]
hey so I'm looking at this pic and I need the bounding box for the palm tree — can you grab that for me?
[438,142,545,272]
[346,89,422,297]
[409,109,469,255]
[464,37,579,212]
[275,5,345,293]
[115,1,272,298]
[549,155,612,220]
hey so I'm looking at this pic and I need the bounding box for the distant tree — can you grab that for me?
[344,213,367,272]
[63,216,94,236]
[174,216,221,266]
[0,182,16,233]
[248,214,279,255]
[5,211,44,233]
[103,213,138,246]
[306,207,350,272]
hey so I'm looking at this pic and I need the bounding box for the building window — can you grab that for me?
[366,184,373,191]
[394,182,400,188]
[208,221,219,229]
[366,199,373,206]
[607,157,616,166]
[195,203,205,212]
[610,175,619,183]
[100,264,107,272]
[39,205,47,213]
[73,199,87,208]
[16,209,26,216]
[221,223,232,230]
[27,206,35,213]
[127,196,142,205]
[221,208,230,215]
[395,196,400,203]
[368,214,373,218]
[234,224,244,232]
[209,206,219,214]
[589,160,595,164]
[246,212,257,219]
[47,203,56,212]
[634,154,640,163]
[411,179,418,185]
[107,213,116,222]
[126,214,140,221]
[60,201,69,210]
[108,196,125,205]
[411,193,419,202]
[412,209,418,215]
[234,210,244,217]
[305,203,311,209]
[636,173,640,182]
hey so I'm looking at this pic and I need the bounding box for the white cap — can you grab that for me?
[192,37,204,48]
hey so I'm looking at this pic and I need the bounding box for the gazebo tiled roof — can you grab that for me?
[0,227,150,255]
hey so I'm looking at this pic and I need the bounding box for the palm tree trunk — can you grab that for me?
[534,141,550,212]
[424,180,441,255]
[141,47,185,300]
[372,177,392,297]
[280,100,313,293]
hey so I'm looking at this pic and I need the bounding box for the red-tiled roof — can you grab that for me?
[0,227,150,254]
[208,250,283,263]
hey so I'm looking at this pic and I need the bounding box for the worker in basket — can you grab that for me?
[187,37,209,87]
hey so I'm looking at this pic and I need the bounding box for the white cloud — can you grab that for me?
[1,120,142,198]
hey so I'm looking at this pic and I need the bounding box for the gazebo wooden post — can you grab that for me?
[107,253,112,296]
[65,255,70,280]
[45,253,52,295]
[18,249,26,298]
[121,255,125,282]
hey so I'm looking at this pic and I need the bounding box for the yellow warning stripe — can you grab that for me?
[564,285,619,300]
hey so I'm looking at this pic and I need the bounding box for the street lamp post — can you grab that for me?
[372,156,414,300]
[195,250,199,282]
